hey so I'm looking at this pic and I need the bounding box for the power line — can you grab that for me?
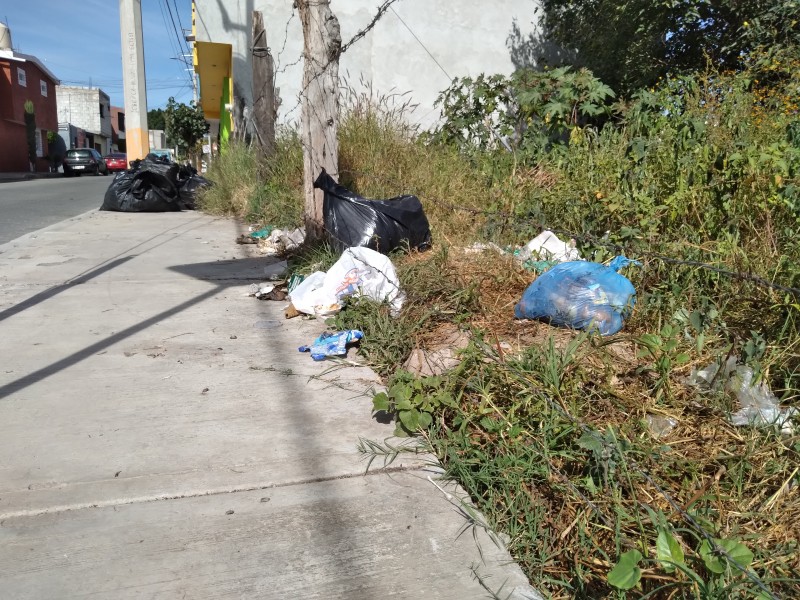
[164,0,190,59]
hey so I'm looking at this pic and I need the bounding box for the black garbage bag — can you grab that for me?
[100,157,183,212]
[314,169,432,254]
[177,174,212,210]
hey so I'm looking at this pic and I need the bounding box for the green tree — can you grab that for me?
[147,108,166,131]
[164,98,208,157]
[535,0,799,96]
[24,100,37,171]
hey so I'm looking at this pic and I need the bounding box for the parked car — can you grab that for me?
[104,153,128,172]
[63,148,108,177]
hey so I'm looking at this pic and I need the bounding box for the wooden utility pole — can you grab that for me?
[297,0,341,242]
[251,11,276,157]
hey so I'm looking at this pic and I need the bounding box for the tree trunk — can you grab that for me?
[297,0,341,243]
[251,11,276,157]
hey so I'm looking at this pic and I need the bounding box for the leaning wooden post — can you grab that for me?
[296,0,341,243]
[251,11,276,157]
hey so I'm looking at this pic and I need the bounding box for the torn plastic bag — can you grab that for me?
[289,247,404,316]
[298,330,364,361]
[514,256,640,336]
[315,169,431,254]
[686,356,797,434]
[100,158,183,212]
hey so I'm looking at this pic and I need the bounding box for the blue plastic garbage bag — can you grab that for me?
[299,330,364,361]
[514,256,640,336]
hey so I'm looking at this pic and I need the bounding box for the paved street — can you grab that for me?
[0,210,538,599]
[0,176,110,245]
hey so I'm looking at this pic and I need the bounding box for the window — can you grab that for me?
[99,103,105,118]
[118,112,125,131]
[40,80,48,96]
[17,67,26,87]
[35,129,43,158]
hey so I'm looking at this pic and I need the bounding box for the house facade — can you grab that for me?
[191,0,541,139]
[0,45,60,172]
[56,86,113,154]
[111,106,126,152]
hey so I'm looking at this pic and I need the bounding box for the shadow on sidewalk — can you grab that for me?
[0,257,134,324]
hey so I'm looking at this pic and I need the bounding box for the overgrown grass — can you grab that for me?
[198,126,303,228]
[200,67,799,598]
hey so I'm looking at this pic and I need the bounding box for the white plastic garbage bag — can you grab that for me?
[289,247,404,316]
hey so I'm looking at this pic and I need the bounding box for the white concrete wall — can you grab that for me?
[194,0,542,128]
[55,86,113,141]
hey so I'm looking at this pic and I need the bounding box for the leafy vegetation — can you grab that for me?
[200,32,799,598]
[535,0,800,96]
[164,97,209,157]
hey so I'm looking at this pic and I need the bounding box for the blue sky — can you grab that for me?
[3,0,194,109]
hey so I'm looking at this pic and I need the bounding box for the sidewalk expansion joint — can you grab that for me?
[0,464,420,521]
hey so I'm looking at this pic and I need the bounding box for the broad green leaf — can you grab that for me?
[699,538,753,574]
[607,549,642,590]
[417,411,433,429]
[656,528,685,572]
[389,382,412,403]
[674,353,690,365]
[372,392,390,412]
[398,408,420,432]
[577,431,604,454]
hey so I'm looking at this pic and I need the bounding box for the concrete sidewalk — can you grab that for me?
[0,211,538,599]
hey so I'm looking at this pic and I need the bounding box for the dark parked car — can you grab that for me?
[104,153,128,172]
[63,148,108,177]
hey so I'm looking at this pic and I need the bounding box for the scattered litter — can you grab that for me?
[247,283,287,300]
[514,256,640,336]
[516,230,581,264]
[249,226,274,239]
[284,303,301,319]
[201,387,209,394]
[225,509,234,515]
[236,234,257,245]
[289,247,403,317]
[257,227,306,255]
[299,330,364,361]
[315,169,432,254]
[230,335,238,340]
[463,242,505,255]
[686,357,797,434]
[646,414,678,438]
[287,272,305,294]
[264,260,288,280]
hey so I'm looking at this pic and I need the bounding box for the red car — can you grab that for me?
[104,153,128,172]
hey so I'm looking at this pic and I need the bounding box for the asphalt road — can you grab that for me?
[0,175,110,245]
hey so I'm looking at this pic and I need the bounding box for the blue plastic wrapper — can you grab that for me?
[514,256,640,336]
[298,330,364,361]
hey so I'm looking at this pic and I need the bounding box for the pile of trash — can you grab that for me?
[100,155,211,212]
[237,226,306,255]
